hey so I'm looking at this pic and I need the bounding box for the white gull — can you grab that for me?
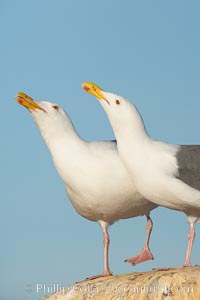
[83,82,200,267]
[16,92,157,279]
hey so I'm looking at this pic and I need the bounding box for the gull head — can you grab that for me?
[82,82,139,124]
[82,82,147,138]
[16,92,73,141]
[82,82,133,113]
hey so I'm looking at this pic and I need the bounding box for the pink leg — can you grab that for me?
[86,221,112,280]
[102,226,112,275]
[184,220,195,267]
[153,218,196,271]
[125,215,154,266]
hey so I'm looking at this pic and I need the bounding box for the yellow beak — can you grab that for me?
[82,82,110,105]
[16,92,46,112]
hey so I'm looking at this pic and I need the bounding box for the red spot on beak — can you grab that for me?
[17,98,23,105]
[83,85,90,92]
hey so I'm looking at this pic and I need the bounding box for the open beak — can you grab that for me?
[16,92,47,113]
[82,82,110,105]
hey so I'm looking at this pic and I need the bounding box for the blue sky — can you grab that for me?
[1,1,200,299]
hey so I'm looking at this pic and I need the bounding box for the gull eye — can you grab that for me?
[52,105,59,110]
[115,99,120,105]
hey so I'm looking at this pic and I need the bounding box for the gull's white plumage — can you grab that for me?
[92,87,200,267]
[31,101,155,221]
[18,96,157,279]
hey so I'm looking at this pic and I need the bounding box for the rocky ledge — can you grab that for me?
[40,266,200,300]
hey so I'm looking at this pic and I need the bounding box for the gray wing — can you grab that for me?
[176,145,200,191]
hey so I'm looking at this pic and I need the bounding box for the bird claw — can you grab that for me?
[125,247,154,266]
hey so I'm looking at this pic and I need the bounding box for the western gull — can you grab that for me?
[83,82,200,267]
[16,92,157,279]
